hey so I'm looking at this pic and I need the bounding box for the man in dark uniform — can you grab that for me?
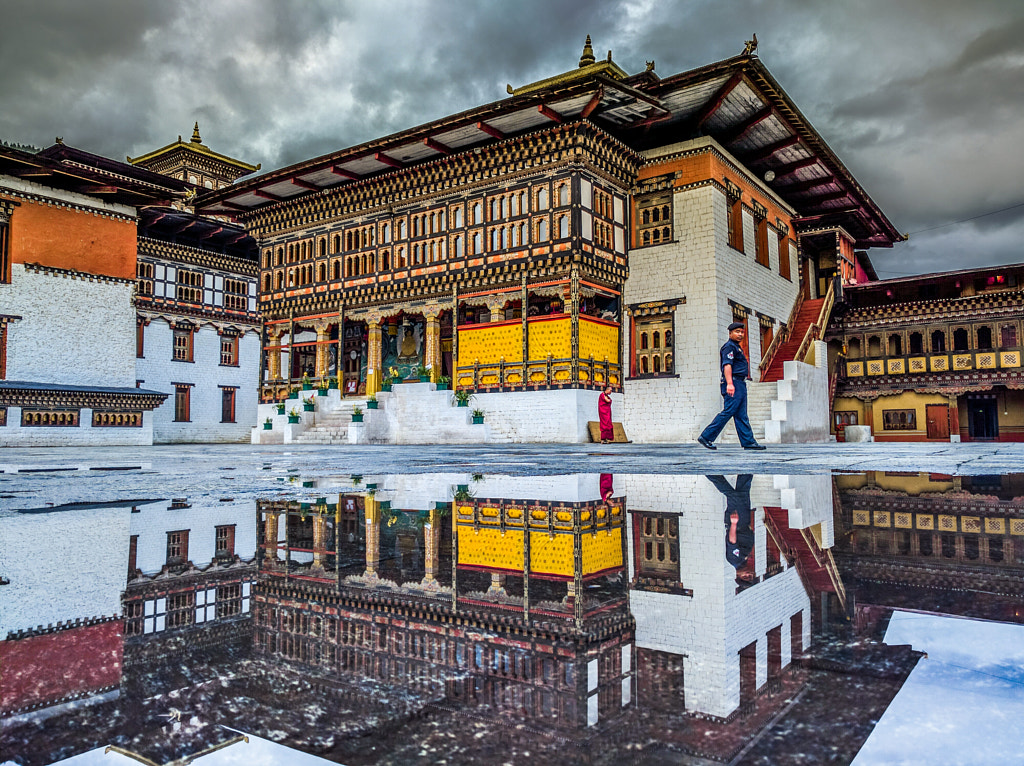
[706,474,756,583]
[697,322,766,450]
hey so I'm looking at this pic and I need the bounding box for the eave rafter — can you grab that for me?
[746,134,800,163]
[253,189,284,202]
[717,104,773,146]
[330,166,361,181]
[580,88,604,119]
[375,152,403,169]
[691,71,744,130]
[773,157,820,180]
[291,178,320,192]
[538,104,564,123]
[424,137,452,155]
[477,121,506,140]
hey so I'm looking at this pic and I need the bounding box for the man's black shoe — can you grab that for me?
[698,437,717,450]
[743,444,767,450]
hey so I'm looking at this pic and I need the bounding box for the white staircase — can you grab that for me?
[293,399,366,444]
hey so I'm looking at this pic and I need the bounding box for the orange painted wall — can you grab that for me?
[637,148,794,234]
[3,194,137,280]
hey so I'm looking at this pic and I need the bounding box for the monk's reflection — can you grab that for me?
[706,474,756,586]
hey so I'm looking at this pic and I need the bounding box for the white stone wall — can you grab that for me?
[0,408,155,447]
[136,318,259,443]
[622,139,801,443]
[0,504,130,635]
[130,497,257,575]
[3,265,136,388]
[622,474,811,718]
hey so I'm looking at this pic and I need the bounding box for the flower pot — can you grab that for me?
[302,383,313,391]
[287,415,300,424]
[472,415,484,425]
[317,388,328,397]
[287,391,298,400]
[351,413,364,423]
[381,382,392,392]
[367,400,378,409]
[263,422,273,430]
[418,375,430,382]
[303,404,315,412]
[328,380,338,389]
[457,400,469,408]
[436,383,449,390]
[276,404,286,414]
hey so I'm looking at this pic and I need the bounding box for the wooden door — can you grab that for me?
[926,404,949,440]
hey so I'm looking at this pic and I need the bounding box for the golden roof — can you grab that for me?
[128,122,259,175]
[511,35,628,96]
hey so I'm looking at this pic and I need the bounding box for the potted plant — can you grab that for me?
[287,407,301,424]
[384,366,399,390]
[302,396,315,412]
[437,375,450,391]
[471,408,485,425]
[454,389,472,407]
[351,406,364,423]
[287,386,299,400]
[301,372,313,390]
[263,416,273,430]
[328,377,339,389]
[317,383,329,397]
[276,402,286,414]
[367,395,379,410]
[417,362,431,382]
[381,377,393,392]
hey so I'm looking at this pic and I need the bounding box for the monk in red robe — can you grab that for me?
[598,385,614,443]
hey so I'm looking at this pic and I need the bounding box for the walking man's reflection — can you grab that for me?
[706,474,756,586]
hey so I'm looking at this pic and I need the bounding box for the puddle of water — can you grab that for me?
[2,469,1021,765]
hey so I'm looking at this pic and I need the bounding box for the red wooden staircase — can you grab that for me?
[761,298,825,383]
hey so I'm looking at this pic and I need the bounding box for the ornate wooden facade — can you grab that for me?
[827,263,1024,441]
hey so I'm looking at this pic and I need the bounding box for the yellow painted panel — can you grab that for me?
[873,511,890,527]
[930,355,949,372]
[961,516,981,534]
[916,514,934,530]
[528,317,572,360]
[952,353,973,370]
[908,357,927,373]
[985,517,1006,534]
[938,514,957,531]
[1001,351,1021,368]
[895,512,912,529]
[458,322,523,366]
[887,359,905,375]
[530,531,575,577]
[867,360,885,376]
[853,510,870,526]
[846,361,864,377]
[1010,519,1024,536]
[579,318,619,363]
[457,527,524,570]
[976,353,996,370]
[581,529,623,573]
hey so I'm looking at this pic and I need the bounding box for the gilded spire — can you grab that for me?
[190,122,202,144]
[579,35,595,68]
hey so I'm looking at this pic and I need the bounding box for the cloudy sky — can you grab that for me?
[2,0,1022,277]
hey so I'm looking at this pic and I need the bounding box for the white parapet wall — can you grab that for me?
[1,407,156,448]
[762,341,831,443]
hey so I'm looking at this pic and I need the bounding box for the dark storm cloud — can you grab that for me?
[1,0,1021,277]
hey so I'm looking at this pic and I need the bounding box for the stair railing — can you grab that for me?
[792,277,836,366]
[758,288,806,379]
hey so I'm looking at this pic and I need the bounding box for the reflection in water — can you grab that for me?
[2,471,1020,764]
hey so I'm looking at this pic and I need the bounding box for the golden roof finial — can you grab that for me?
[191,122,202,144]
[579,35,595,68]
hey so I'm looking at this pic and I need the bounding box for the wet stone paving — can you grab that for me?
[2,443,1024,765]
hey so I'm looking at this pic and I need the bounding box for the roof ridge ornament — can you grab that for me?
[743,33,758,56]
[191,122,202,144]
[579,35,596,67]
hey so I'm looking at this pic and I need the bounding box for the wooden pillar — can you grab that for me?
[426,311,442,383]
[266,326,282,381]
[287,310,296,384]
[570,265,580,385]
[572,506,583,630]
[521,275,529,387]
[364,495,380,577]
[313,320,330,380]
[948,394,959,442]
[312,513,328,569]
[263,511,279,562]
[337,303,345,395]
[366,321,382,396]
[864,397,875,436]
[423,508,440,583]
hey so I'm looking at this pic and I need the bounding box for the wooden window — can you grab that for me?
[931,330,946,353]
[166,530,189,566]
[909,332,924,354]
[136,261,154,295]
[0,208,10,283]
[215,524,236,558]
[953,327,969,352]
[725,184,744,252]
[220,335,238,366]
[637,513,680,580]
[136,321,145,358]
[176,269,203,303]
[224,278,247,311]
[128,535,138,577]
[173,384,191,422]
[635,192,672,248]
[0,323,6,380]
[1000,324,1017,348]
[172,326,194,361]
[21,409,80,427]
[754,216,770,268]
[778,231,792,280]
[217,582,242,618]
[536,187,548,210]
[882,409,917,430]
[977,326,993,349]
[220,387,236,423]
[633,314,674,377]
[165,590,194,628]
